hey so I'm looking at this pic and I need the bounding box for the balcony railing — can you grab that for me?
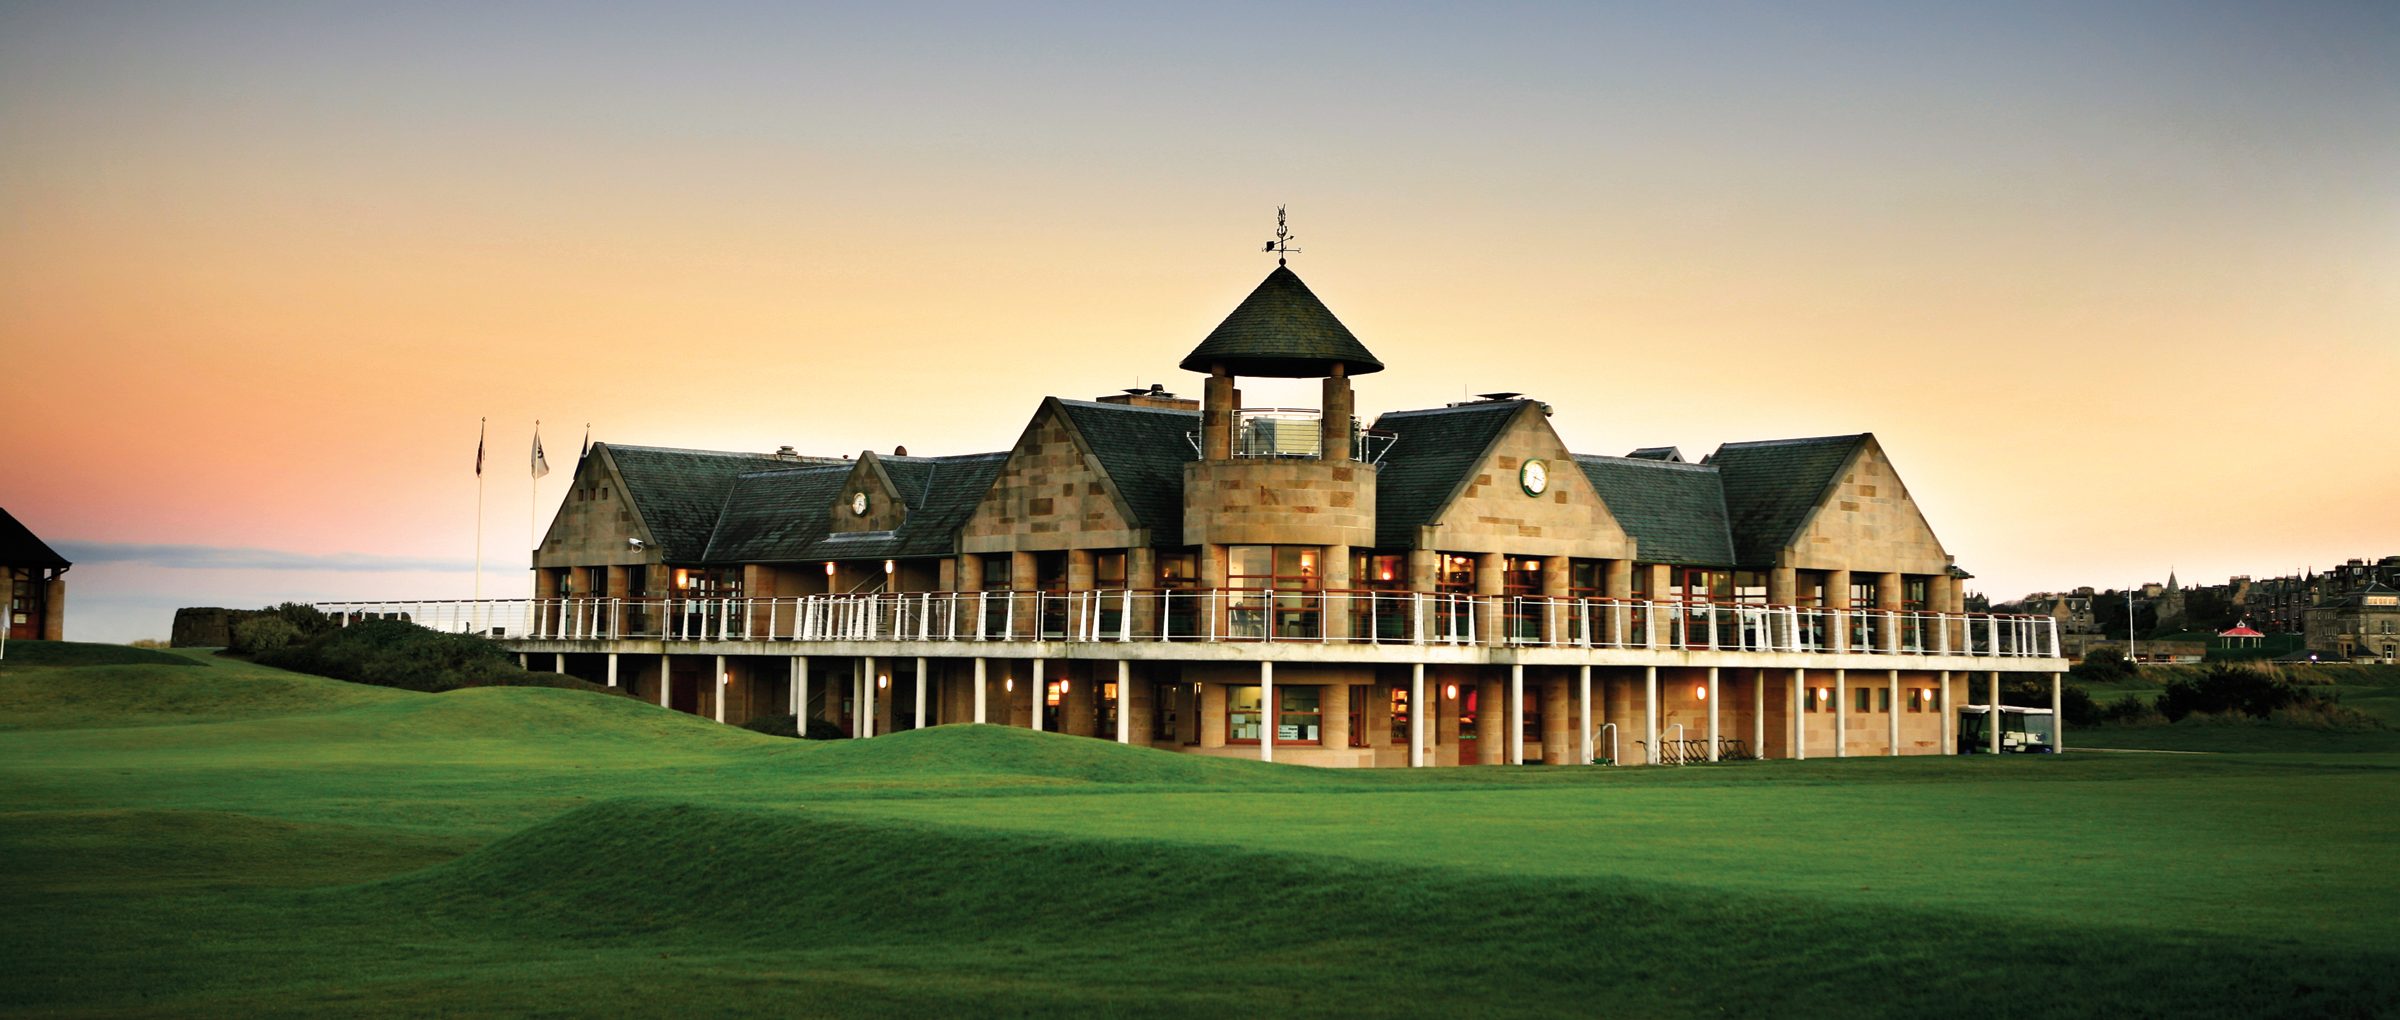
[1185,409,1397,464]
[312,591,2060,658]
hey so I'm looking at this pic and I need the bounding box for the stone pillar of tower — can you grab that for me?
[1203,369,1237,461]
[1321,365,1353,463]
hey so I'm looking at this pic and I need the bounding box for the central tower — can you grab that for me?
[1180,264,1384,622]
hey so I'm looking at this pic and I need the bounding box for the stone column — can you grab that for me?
[1202,370,1237,461]
[607,653,618,688]
[958,554,984,593]
[1578,666,1593,765]
[1989,671,2001,754]
[973,658,987,723]
[1031,659,1045,732]
[1410,664,1427,768]
[1321,368,1353,463]
[794,657,809,736]
[1323,544,1352,641]
[1938,670,1951,754]
[2052,672,2064,754]
[659,653,672,709]
[1753,668,1766,755]
[1476,677,1505,764]
[861,656,877,738]
[714,655,728,724]
[1128,546,1159,637]
[1645,563,1673,648]
[1705,666,1720,761]
[1508,665,1525,765]
[1878,571,1904,652]
[1603,559,1634,646]
[1643,666,1659,764]
[1792,668,1807,761]
[915,656,929,729]
[1833,668,1847,758]
[1542,676,1571,765]
[1322,680,1351,750]
[1825,569,1852,654]
[1011,550,1037,640]
[1769,566,1798,649]
[1115,661,1132,743]
[1929,572,1956,652]
[1887,669,1900,756]
[1477,553,1506,646]
[1541,556,1570,645]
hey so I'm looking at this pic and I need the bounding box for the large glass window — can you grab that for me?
[1228,545,1323,639]
[1228,685,1266,742]
[980,554,1012,590]
[1351,551,1410,642]
[1226,685,1326,745]
[1504,556,1545,641]
[1388,685,1411,745]
[1435,554,1477,639]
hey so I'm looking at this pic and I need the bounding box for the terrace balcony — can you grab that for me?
[314,591,2062,662]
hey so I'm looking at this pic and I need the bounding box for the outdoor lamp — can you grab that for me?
[884,560,895,574]
[1445,683,1459,700]
[824,562,836,576]
[1005,677,1015,693]
[1696,684,1708,701]
[878,675,889,689]
[1059,680,1069,694]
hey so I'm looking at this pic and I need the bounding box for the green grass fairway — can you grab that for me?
[4,647,2397,1017]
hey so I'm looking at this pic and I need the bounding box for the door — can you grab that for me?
[8,570,40,641]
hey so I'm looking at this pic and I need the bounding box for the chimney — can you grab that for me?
[1096,382,1199,411]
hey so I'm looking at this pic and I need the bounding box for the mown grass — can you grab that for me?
[3,644,2397,1017]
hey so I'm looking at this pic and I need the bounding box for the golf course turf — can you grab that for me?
[3,645,2395,1017]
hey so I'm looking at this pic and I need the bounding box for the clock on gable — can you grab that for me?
[850,491,869,516]
[1520,458,1549,497]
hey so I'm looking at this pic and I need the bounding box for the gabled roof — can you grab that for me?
[1178,266,1383,378]
[0,508,70,568]
[1705,434,1869,569]
[602,444,793,562]
[1054,399,1201,547]
[1369,401,1527,549]
[1573,456,1733,566]
[701,453,1008,564]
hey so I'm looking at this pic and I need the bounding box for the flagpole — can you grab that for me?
[474,417,486,635]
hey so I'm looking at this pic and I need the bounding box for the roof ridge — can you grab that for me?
[1572,453,1720,473]
[1374,400,1530,421]
[1712,433,1869,451]
[1053,398,1200,416]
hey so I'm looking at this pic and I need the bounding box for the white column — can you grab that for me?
[914,656,928,730]
[1887,669,1901,756]
[1259,661,1275,763]
[1705,666,1720,762]
[1792,668,1807,761]
[519,653,529,669]
[714,654,727,724]
[1938,670,1952,755]
[1752,668,1765,754]
[1410,663,1426,768]
[973,658,988,724]
[1577,665,1593,766]
[1834,669,1848,758]
[795,657,810,737]
[1989,671,2001,754]
[1031,659,1045,732]
[1643,665,1658,764]
[606,653,618,688]
[1509,664,1525,766]
[1115,660,1132,744]
[2052,671,2064,754]
[555,653,567,675]
[658,654,671,709]
[862,656,877,738]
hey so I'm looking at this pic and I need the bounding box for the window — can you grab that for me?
[1878,687,1892,713]
[1504,556,1545,641]
[1229,545,1324,638]
[1521,684,1543,744]
[1158,551,1200,639]
[1806,686,1833,713]
[1856,686,1873,713]
[1388,686,1411,744]
[1227,685,1323,745]
[979,554,1012,590]
[1908,687,1937,713]
[1349,684,1370,747]
[1351,551,1411,641]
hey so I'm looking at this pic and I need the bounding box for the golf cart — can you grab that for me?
[1957,704,2056,754]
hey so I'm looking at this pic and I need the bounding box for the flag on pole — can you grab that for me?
[532,423,551,479]
[475,419,486,477]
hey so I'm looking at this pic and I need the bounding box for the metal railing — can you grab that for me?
[313,591,2060,658]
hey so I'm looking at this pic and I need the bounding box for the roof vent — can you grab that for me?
[774,445,798,458]
[893,445,908,457]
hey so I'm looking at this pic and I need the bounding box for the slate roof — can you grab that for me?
[1178,266,1384,377]
[699,453,1008,564]
[602,444,795,562]
[1368,401,1527,549]
[1626,446,1684,462]
[1055,399,1201,547]
[1705,434,1869,569]
[0,508,70,568]
[1573,456,1733,566]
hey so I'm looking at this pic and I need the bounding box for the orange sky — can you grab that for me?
[3,3,2394,640]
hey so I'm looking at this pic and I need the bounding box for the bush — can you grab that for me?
[1998,676,2101,728]
[258,618,540,693]
[2071,646,2134,683]
[2157,665,2303,722]
[230,616,303,655]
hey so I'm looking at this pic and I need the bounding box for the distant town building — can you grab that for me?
[1,508,70,642]
[2304,582,2400,663]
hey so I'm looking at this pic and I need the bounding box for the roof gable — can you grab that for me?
[702,453,1007,564]
[0,508,69,568]
[1369,401,1527,549]
[601,444,792,562]
[1053,399,1201,546]
[1705,434,1867,568]
[1574,456,1733,566]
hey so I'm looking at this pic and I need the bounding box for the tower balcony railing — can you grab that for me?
[311,593,2059,657]
[1185,409,1397,464]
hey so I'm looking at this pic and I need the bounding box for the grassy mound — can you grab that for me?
[755,723,1332,788]
[342,799,2398,1018]
[0,650,407,731]
[0,640,200,668]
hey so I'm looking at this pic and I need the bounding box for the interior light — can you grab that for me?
[674,569,689,589]
[1379,568,1394,581]
[1526,559,1541,572]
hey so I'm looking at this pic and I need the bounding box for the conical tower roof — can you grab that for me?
[1179,266,1384,377]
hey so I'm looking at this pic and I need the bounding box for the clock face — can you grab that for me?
[850,491,869,516]
[1521,458,1549,496]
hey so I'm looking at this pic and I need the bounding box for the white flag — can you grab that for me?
[532,424,551,479]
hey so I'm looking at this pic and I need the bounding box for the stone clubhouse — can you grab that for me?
[325,262,2068,766]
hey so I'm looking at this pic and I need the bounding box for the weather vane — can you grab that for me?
[1261,205,1300,266]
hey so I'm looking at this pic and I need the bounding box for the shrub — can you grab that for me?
[2157,665,2302,722]
[230,616,304,655]
[2071,646,2134,683]
[258,618,534,693]
[1998,676,2101,727]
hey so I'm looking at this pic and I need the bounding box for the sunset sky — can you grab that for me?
[4,2,2395,642]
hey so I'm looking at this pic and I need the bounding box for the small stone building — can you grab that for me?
[1,507,70,642]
